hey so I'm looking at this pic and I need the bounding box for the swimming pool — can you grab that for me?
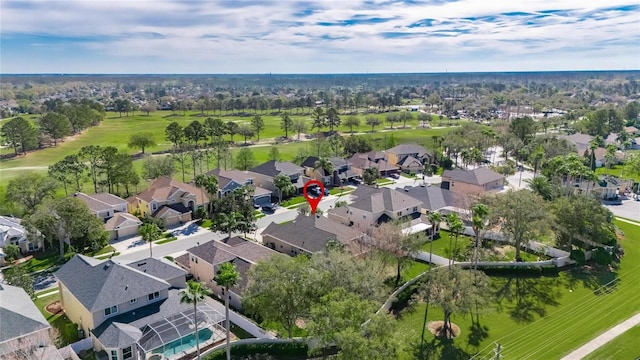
[153,328,213,358]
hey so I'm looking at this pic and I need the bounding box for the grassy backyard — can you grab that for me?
[394,220,640,359]
[34,292,79,346]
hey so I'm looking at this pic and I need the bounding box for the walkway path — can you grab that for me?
[204,297,275,339]
[560,312,640,360]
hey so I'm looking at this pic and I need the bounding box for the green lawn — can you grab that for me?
[583,324,640,360]
[34,292,79,346]
[281,195,307,207]
[395,220,640,359]
[0,110,455,186]
[19,251,62,273]
[595,161,640,182]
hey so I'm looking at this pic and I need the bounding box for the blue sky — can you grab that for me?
[1,0,639,74]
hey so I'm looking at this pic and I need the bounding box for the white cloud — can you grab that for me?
[1,0,638,73]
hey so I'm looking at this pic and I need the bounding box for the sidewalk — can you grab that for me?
[561,312,640,360]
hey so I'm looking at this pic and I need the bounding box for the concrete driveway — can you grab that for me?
[605,198,640,222]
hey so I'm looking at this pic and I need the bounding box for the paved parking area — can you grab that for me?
[605,199,640,222]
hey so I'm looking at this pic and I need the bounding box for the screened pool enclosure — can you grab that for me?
[136,303,225,358]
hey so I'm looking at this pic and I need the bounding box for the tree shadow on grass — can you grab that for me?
[567,264,618,295]
[466,321,490,347]
[412,336,473,360]
[491,275,563,323]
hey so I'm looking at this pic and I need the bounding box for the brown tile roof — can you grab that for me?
[133,176,208,205]
[187,236,280,265]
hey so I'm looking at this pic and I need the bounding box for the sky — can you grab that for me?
[1,0,639,74]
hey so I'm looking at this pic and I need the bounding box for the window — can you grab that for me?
[397,211,402,216]
[130,298,137,304]
[148,292,160,301]
[111,350,118,360]
[413,207,418,212]
[123,346,132,359]
[104,306,118,316]
[151,202,157,211]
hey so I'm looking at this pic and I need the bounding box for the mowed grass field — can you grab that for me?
[395,220,640,360]
[0,110,453,184]
[583,324,640,360]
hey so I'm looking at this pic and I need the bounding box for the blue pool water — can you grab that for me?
[156,328,213,358]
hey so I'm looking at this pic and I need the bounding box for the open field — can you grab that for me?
[0,110,454,185]
[395,220,640,359]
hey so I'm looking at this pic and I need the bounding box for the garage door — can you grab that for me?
[253,195,271,206]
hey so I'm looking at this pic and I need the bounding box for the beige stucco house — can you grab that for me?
[441,167,505,196]
[176,237,281,310]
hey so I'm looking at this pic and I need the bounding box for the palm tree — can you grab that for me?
[216,212,245,240]
[138,223,162,258]
[421,211,443,346]
[194,174,218,216]
[180,281,213,360]
[215,263,240,360]
[445,213,463,267]
[526,176,553,201]
[470,204,489,266]
[314,157,334,183]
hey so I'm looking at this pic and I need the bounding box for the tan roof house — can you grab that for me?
[385,144,431,173]
[127,177,208,227]
[73,192,128,221]
[348,152,399,176]
[105,213,143,241]
[441,167,504,196]
[176,237,281,309]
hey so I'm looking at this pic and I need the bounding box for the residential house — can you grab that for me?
[385,144,431,173]
[55,255,224,360]
[261,214,366,256]
[400,185,471,238]
[441,167,505,196]
[105,213,143,241]
[560,133,593,153]
[176,236,281,309]
[0,284,61,359]
[300,156,358,186]
[574,176,633,200]
[624,126,640,136]
[127,177,208,227]
[328,186,423,230]
[73,192,128,221]
[348,151,399,177]
[0,216,42,263]
[207,169,273,206]
[250,160,306,196]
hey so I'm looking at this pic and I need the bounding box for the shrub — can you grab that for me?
[441,158,453,170]
[593,248,613,266]
[570,249,586,264]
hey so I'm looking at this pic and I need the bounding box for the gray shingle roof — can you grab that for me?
[386,144,429,157]
[260,215,337,253]
[251,160,303,177]
[401,186,469,211]
[95,322,143,349]
[92,289,194,346]
[73,192,113,213]
[349,187,423,213]
[90,193,127,206]
[55,255,170,312]
[442,167,504,186]
[0,284,50,343]
[187,236,280,265]
[127,258,187,283]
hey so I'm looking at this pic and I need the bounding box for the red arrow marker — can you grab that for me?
[302,180,325,214]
